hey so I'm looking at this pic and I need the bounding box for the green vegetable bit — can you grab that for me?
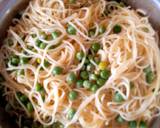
[44,60,50,67]
[52,66,63,75]
[80,71,89,80]
[97,78,106,87]
[76,79,84,88]
[116,115,125,123]
[20,57,29,64]
[100,69,110,80]
[20,95,28,103]
[66,72,77,85]
[67,108,76,120]
[68,90,78,101]
[143,66,155,84]
[88,29,96,37]
[39,42,47,49]
[91,42,101,52]
[51,31,59,39]
[52,121,64,128]
[90,84,98,93]
[10,55,20,66]
[99,25,106,34]
[35,39,42,47]
[89,73,98,81]
[139,121,147,128]
[83,80,92,89]
[114,92,124,103]
[67,25,76,35]
[27,102,34,113]
[86,64,95,72]
[113,24,122,34]
[129,121,137,128]
[35,83,43,92]
[76,51,84,61]
[69,0,76,4]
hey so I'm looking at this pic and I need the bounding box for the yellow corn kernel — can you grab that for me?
[36,58,41,64]
[98,61,108,70]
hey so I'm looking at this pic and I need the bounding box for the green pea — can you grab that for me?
[44,60,50,67]
[68,90,78,101]
[83,80,92,89]
[67,108,76,120]
[0,74,5,82]
[27,102,34,113]
[113,24,122,34]
[76,79,84,88]
[139,121,147,128]
[66,72,77,85]
[80,71,89,80]
[51,31,59,40]
[76,51,84,61]
[100,69,110,80]
[52,121,64,128]
[86,64,95,72]
[52,66,63,75]
[10,55,20,66]
[90,84,98,93]
[89,74,98,81]
[39,42,47,49]
[35,83,43,92]
[69,0,76,4]
[99,25,106,34]
[20,57,29,64]
[91,42,101,52]
[116,115,125,123]
[114,92,124,102]
[67,25,76,35]
[129,121,137,128]
[20,95,28,103]
[97,78,106,87]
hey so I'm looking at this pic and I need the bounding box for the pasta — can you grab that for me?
[0,0,160,128]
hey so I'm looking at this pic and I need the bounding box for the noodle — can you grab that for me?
[0,0,160,128]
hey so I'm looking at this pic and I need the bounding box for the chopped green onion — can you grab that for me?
[139,121,147,128]
[35,83,43,92]
[116,115,125,123]
[143,66,155,84]
[52,66,63,75]
[44,60,50,67]
[51,31,59,40]
[114,92,124,103]
[67,25,76,35]
[129,121,137,128]
[91,42,101,52]
[39,42,47,49]
[113,24,122,34]
[89,74,98,81]
[66,72,77,85]
[80,71,89,80]
[35,39,42,47]
[67,108,76,120]
[100,69,110,80]
[68,90,78,101]
[99,25,106,34]
[20,95,28,103]
[83,80,92,89]
[27,102,34,113]
[76,79,84,88]
[76,51,84,61]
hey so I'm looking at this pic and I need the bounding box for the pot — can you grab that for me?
[0,0,160,128]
